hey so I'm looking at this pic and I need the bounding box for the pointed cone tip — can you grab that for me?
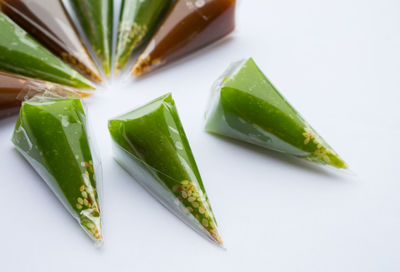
[93,234,103,248]
[113,55,125,76]
[211,230,224,246]
[102,60,112,79]
[88,224,103,245]
[79,78,96,90]
[77,90,93,98]
[114,66,122,76]
[131,57,149,77]
[90,72,103,84]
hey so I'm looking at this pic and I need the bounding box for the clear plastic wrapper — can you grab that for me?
[0,71,91,119]
[66,0,113,77]
[12,93,103,244]
[205,58,348,169]
[0,0,103,83]
[114,0,174,74]
[131,0,236,77]
[0,12,95,90]
[108,93,223,246]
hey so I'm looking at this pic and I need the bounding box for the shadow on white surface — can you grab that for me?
[207,133,354,181]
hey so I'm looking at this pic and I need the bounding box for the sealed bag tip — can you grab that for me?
[76,90,94,98]
[114,66,122,76]
[210,229,224,246]
[79,77,97,90]
[80,209,103,244]
[103,65,112,79]
[88,70,103,84]
[130,56,153,77]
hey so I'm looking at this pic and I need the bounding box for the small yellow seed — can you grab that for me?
[80,185,85,192]
[192,202,199,208]
[199,207,205,214]
[87,223,95,229]
[82,191,88,198]
[188,197,196,202]
[181,180,189,185]
[77,198,84,205]
[76,204,82,210]
[83,199,89,206]
[202,219,209,228]
[182,191,188,198]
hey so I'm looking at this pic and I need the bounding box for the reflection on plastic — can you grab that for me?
[12,97,103,244]
[0,71,91,119]
[205,58,348,169]
[131,0,236,77]
[109,93,223,246]
[0,0,103,83]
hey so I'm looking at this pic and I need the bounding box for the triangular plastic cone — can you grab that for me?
[131,0,236,77]
[0,71,91,119]
[67,0,113,77]
[205,58,348,169]
[0,0,103,83]
[0,13,95,89]
[109,94,223,245]
[12,98,102,244]
[114,0,173,74]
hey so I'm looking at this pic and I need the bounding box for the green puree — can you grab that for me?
[68,0,113,77]
[205,58,347,169]
[114,0,173,74]
[109,94,222,245]
[12,98,102,243]
[0,13,94,90]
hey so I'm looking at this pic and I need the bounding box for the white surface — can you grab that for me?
[1,0,400,271]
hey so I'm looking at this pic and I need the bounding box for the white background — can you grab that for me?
[1,0,400,271]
